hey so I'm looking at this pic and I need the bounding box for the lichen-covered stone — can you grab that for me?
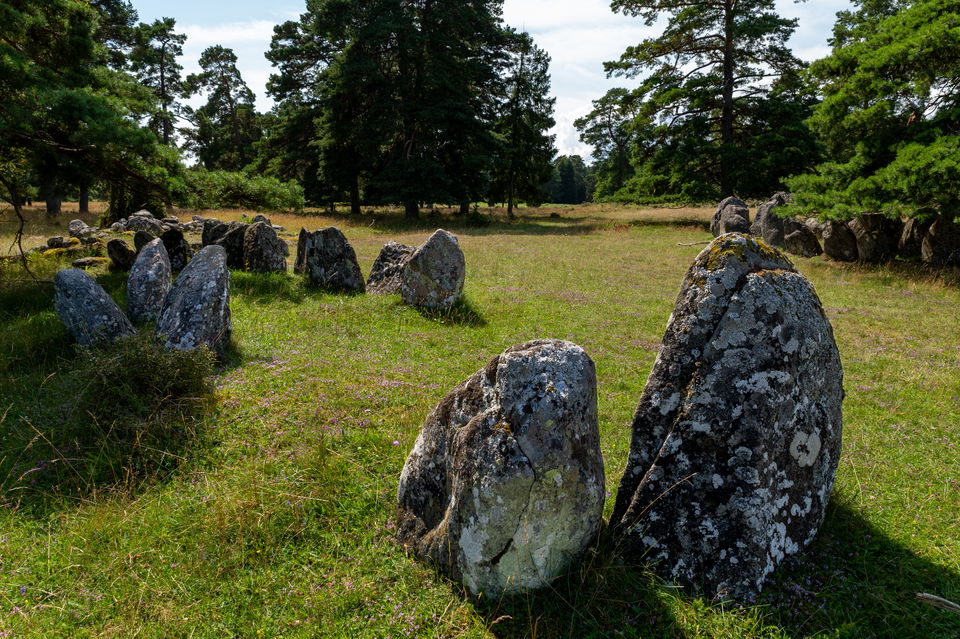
[710,197,749,238]
[397,339,605,596]
[821,221,858,262]
[367,241,415,295]
[921,217,960,266]
[611,233,843,600]
[401,229,465,309]
[68,219,98,240]
[750,192,791,247]
[783,227,822,258]
[293,227,364,291]
[244,222,288,273]
[54,268,136,346]
[125,213,164,235]
[848,214,901,263]
[107,239,137,271]
[127,239,172,324]
[156,245,231,355]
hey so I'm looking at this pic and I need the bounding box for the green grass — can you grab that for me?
[0,205,958,637]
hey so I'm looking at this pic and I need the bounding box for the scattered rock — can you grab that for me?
[611,233,843,600]
[921,217,960,266]
[130,210,156,219]
[106,239,137,271]
[750,192,791,246]
[821,221,858,262]
[401,229,465,310]
[898,216,934,260]
[127,239,172,324]
[244,222,288,273]
[367,241,415,295]
[71,257,109,269]
[293,227,364,291]
[783,226,823,258]
[252,214,272,226]
[68,219,98,240]
[160,228,193,272]
[161,216,180,225]
[54,268,136,346]
[848,214,901,263]
[156,245,231,356]
[134,230,156,252]
[47,237,66,249]
[125,213,165,235]
[710,197,750,237]
[397,339,605,596]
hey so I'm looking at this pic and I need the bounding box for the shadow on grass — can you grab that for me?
[412,295,487,327]
[472,501,959,638]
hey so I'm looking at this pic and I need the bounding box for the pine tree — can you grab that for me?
[574,88,638,199]
[130,18,189,146]
[184,46,262,171]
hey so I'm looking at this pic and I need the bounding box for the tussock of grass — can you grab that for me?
[0,204,957,637]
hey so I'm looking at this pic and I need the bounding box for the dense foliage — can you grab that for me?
[786,0,960,220]
[182,170,304,211]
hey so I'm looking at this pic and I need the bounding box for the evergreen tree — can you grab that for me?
[574,88,638,199]
[490,30,557,217]
[90,0,139,69]
[605,0,806,199]
[184,46,262,171]
[130,18,189,146]
[787,0,960,220]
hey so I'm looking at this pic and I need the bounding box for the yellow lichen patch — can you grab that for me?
[493,420,513,435]
[702,234,786,271]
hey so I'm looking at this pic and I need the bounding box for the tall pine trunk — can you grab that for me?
[41,175,60,216]
[404,200,419,219]
[350,174,361,216]
[79,183,90,214]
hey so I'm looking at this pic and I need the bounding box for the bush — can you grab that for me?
[182,169,304,211]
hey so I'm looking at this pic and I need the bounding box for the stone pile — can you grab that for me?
[109,210,204,235]
[397,339,605,596]
[611,234,843,599]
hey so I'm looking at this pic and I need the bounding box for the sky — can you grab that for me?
[135,0,852,157]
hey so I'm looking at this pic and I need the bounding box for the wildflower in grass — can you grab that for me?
[393,440,400,446]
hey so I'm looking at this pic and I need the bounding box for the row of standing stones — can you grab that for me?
[714,192,960,266]
[53,210,467,358]
[397,233,843,601]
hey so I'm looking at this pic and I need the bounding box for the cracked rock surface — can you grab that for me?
[367,241,415,295]
[400,229,465,310]
[293,227,364,291]
[611,233,843,600]
[397,339,605,596]
[156,245,231,356]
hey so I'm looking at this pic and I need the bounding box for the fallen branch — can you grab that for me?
[678,241,711,246]
[916,593,960,615]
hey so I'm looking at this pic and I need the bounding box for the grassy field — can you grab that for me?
[0,203,958,638]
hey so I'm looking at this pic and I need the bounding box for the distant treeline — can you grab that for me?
[2,0,957,223]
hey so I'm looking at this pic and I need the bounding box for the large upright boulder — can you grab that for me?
[710,197,750,237]
[160,227,193,272]
[750,192,791,246]
[848,214,901,263]
[244,222,288,273]
[821,221,858,262]
[294,227,364,291]
[367,241,415,295]
[397,339,605,596]
[898,216,934,260]
[127,239,172,324]
[215,221,249,270]
[201,219,228,247]
[54,268,136,346]
[106,239,137,271]
[921,217,960,266]
[401,229,465,310]
[134,230,156,252]
[156,245,231,356]
[611,233,843,600]
[783,226,823,258]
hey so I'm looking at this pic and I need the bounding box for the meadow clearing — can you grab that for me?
[0,203,957,638]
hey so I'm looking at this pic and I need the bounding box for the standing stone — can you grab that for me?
[611,233,843,600]
[201,219,228,247]
[106,239,137,271]
[921,217,960,266]
[397,339,605,596]
[805,217,827,239]
[156,245,231,355]
[161,227,193,272]
[821,221,858,262]
[294,227,364,291]
[366,241,415,295]
[401,229,465,310]
[783,226,823,258]
[898,216,934,260]
[54,268,136,346]
[215,221,249,269]
[134,230,156,252]
[750,192,791,246]
[710,197,750,237]
[243,222,288,273]
[127,239,172,324]
[848,214,902,263]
